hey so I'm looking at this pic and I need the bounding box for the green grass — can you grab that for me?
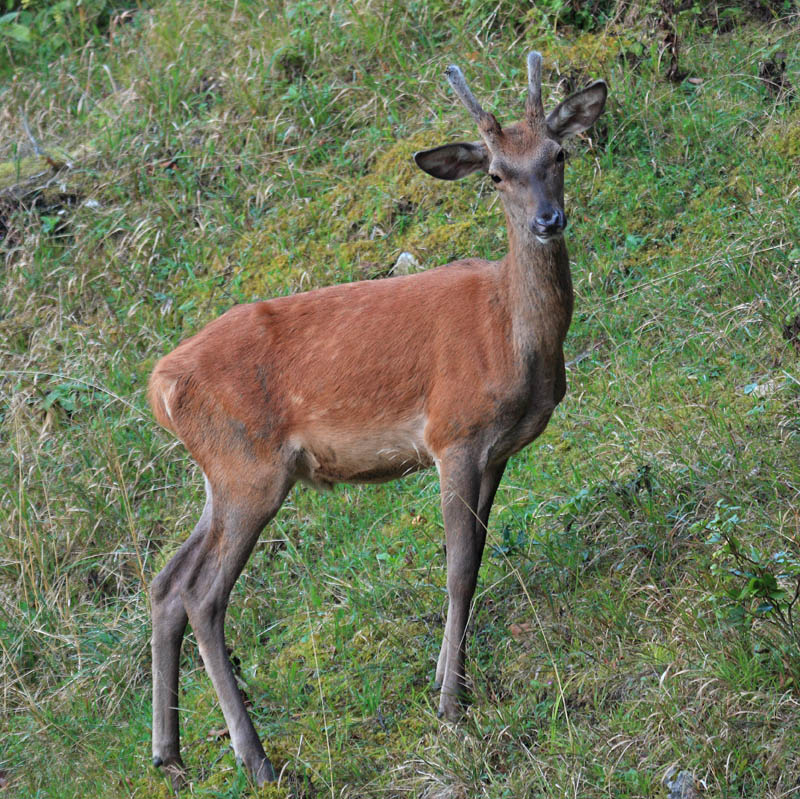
[1,1,799,797]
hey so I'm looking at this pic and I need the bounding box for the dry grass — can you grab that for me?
[1,1,799,797]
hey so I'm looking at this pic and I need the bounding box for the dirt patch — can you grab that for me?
[759,52,795,103]
[782,315,800,353]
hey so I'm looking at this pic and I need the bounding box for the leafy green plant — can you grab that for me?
[529,0,631,30]
[41,380,90,415]
[0,0,142,73]
[700,499,800,679]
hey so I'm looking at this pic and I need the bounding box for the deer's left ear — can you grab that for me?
[546,80,607,142]
[413,141,490,180]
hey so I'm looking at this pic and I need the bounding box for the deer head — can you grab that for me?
[414,52,607,244]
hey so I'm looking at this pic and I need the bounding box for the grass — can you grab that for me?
[1,0,799,796]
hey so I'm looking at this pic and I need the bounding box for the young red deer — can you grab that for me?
[148,52,606,784]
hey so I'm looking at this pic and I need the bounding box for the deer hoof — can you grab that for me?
[252,756,277,786]
[154,758,188,792]
[438,691,468,722]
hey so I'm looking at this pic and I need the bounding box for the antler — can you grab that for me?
[445,64,502,144]
[526,51,545,127]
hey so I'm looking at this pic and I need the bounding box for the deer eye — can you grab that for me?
[555,149,566,164]
[489,173,502,184]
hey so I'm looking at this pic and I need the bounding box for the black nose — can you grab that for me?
[532,208,566,236]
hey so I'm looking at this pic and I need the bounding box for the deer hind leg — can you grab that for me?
[151,476,214,779]
[435,457,507,718]
[180,469,292,786]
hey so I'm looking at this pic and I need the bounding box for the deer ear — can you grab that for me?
[413,141,490,180]
[546,80,607,142]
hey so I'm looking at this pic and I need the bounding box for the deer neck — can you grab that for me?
[502,221,574,360]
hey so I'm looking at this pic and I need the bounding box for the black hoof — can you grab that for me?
[153,756,163,768]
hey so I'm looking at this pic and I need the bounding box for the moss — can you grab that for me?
[255,784,291,798]
[773,115,800,161]
[127,774,175,798]
[415,219,477,261]
[546,28,640,75]
[0,155,52,191]
[237,128,490,297]
[725,171,755,202]
[0,144,99,193]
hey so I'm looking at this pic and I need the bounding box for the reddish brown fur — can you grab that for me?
[149,258,530,489]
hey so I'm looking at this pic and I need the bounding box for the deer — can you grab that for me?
[147,51,607,785]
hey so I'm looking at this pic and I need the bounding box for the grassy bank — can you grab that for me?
[1,1,799,796]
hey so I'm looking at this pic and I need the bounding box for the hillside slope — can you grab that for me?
[1,1,799,797]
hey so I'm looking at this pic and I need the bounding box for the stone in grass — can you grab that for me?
[392,251,420,275]
[663,767,698,799]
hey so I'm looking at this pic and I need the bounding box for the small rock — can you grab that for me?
[751,378,779,398]
[392,251,420,275]
[663,767,697,799]
[742,378,780,398]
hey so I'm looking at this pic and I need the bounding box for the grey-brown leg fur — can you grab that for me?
[152,471,292,786]
[435,456,507,720]
[151,493,213,779]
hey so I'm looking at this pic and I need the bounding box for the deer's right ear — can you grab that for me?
[413,141,489,180]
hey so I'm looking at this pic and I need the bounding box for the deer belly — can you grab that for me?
[293,417,433,487]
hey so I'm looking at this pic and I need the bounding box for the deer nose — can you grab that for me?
[532,208,566,236]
